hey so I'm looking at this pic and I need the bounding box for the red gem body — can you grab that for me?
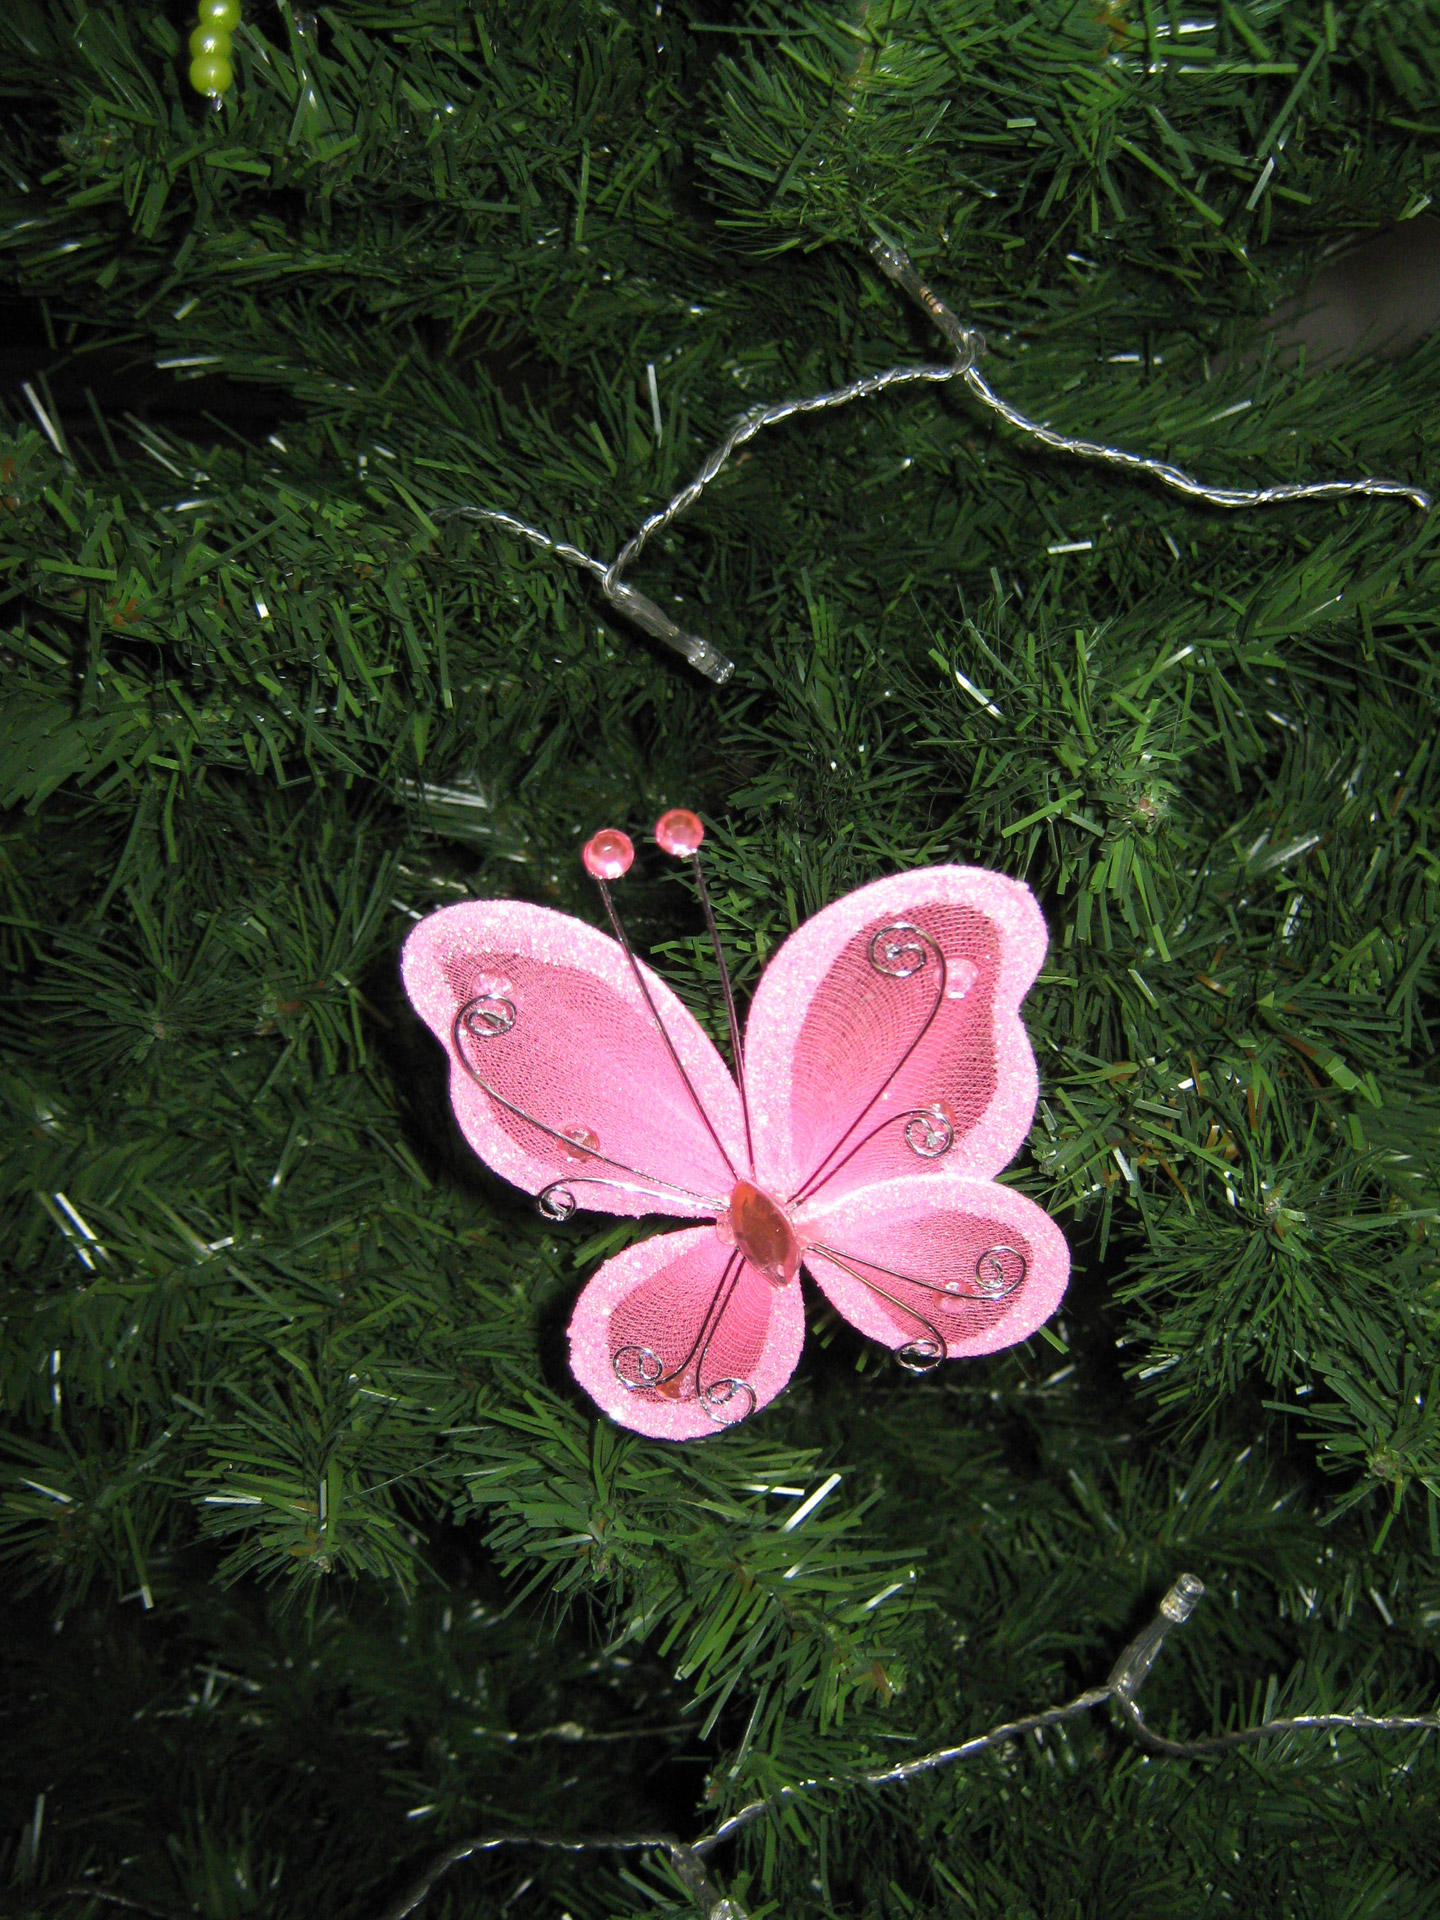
[726,1179,801,1286]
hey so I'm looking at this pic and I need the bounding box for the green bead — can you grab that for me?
[197,0,242,28]
[189,50,234,94]
[189,24,231,58]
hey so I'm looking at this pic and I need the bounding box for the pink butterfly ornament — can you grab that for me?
[401,810,1069,1440]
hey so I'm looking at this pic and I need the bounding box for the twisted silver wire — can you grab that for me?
[868,237,1431,512]
[604,357,975,586]
[611,1249,757,1425]
[960,361,1431,511]
[436,504,608,580]
[434,242,1428,688]
[433,505,737,685]
[439,361,971,689]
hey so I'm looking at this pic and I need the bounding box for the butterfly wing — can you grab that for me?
[744,867,1048,1208]
[403,901,744,1219]
[799,1172,1069,1363]
[568,1227,806,1438]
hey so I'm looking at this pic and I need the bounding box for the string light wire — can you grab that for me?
[437,244,1430,688]
[21,1577,1437,1920]
[365,1573,1440,1920]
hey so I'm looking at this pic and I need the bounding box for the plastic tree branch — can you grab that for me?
[2,1889,191,1920]
[361,1574,1440,1920]
[436,245,1429,688]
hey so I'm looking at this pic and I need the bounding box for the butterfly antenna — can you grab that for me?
[656,811,755,1176]
[582,827,739,1183]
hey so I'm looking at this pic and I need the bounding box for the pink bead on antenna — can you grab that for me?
[582,829,634,881]
[655,809,705,858]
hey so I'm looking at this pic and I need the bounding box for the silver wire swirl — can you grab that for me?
[896,1335,945,1376]
[537,1175,726,1222]
[700,1377,757,1426]
[809,1244,949,1369]
[813,1241,1027,1308]
[609,1252,757,1425]
[793,1102,958,1200]
[868,920,930,979]
[614,1346,665,1389]
[810,1235,1026,1374]
[459,994,515,1039]
[974,1244,1027,1299]
[537,1184,577,1222]
[903,1105,955,1158]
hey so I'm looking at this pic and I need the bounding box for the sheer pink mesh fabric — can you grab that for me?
[567,1229,806,1441]
[799,1173,1070,1360]
[777,901,997,1198]
[402,902,743,1217]
[402,864,1066,1439]
[745,868,1046,1201]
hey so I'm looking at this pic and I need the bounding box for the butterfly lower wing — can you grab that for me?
[403,901,744,1219]
[568,1227,806,1439]
[800,1173,1069,1364]
[743,867,1047,1208]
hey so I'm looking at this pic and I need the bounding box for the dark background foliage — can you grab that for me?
[2,2,1438,1915]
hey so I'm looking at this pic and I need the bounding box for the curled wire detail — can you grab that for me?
[614,1345,665,1389]
[792,1099,960,1196]
[610,1252,756,1420]
[700,1377,757,1426]
[973,1244,1027,1298]
[868,920,932,979]
[537,1183,577,1222]
[458,994,515,1039]
[903,1105,955,1158]
[809,1243,950,1368]
[811,1237,1028,1349]
[896,1334,946,1375]
[537,1175,727,1222]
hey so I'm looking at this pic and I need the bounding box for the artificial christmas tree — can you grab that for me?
[2,3,1438,1916]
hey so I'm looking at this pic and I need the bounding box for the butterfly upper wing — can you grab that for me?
[799,1172,1069,1362]
[744,867,1049,1208]
[402,901,745,1219]
[568,1228,806,1439]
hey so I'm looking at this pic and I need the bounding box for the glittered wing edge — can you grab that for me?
[743,865,1049,1199]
